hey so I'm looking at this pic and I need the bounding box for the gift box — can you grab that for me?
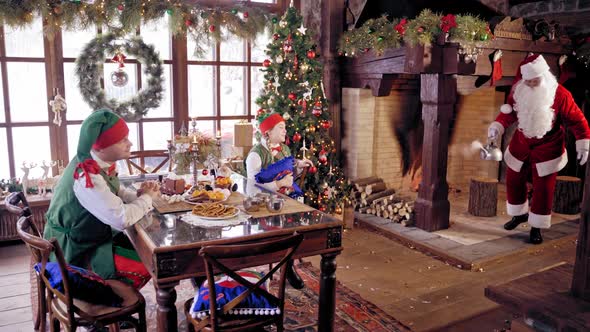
[234,122,253,147]
[161,178,186,195]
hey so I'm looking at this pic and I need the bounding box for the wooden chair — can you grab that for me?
[16,216,147,332]
[184,233,304,332]
[5,192,46,331]
[125,150,172,175]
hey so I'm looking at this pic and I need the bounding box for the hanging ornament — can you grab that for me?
[306,125,316,133]
[306,49,316,59]
[285,69,294,80]
[321,120,332,129]
[318,148,328,165]
[263,59,271,67]
[300,63,310,72]
[308,166,318,174]
[283,112,291,121]
[53,5,63,15]
[231,8,238,15]
[293,55,299,71]
[185,19,192,27]
[319,205,327,212]
[272,17,278,24]
[202,169,209,175]
[480,34,489,41]
[117,4,124,11]
[243,11,249,19]
[166,9,173,15]
[312,101,322,116]
[209,24,216,32]
[417,27,424,33]
[297,98,307,110]
[283,34,293,53]
[49,88,67,126]
[288,92,297,101]
[297,23,307,35]
[279,20,287,28]
[111,52,126,68]
[200,11,209,18]
[293,132,302,142]
[257,108,266,117]
[275,55,284,64]
[273,33,280,40]
[110,69,129,87]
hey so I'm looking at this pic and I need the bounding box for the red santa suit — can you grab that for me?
[488,54,590,229]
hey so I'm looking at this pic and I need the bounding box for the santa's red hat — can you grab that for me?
[500,54,550,114]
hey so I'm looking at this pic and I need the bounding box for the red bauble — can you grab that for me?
[243,11,249,18]
[321,120,331,129]
[185,20,192,27]
[417,27,424,33]
[257,108,265,116]
[312,101,322,116]
[117,4,124,11]
[319,206,327,212]
[319,148,328,164]
[308,166,318,174]
[209,24,216,32]
[297,99,307,109]
[273,33,280,40]
[288,93,297,101]
[263,59,271,67]
[306,50,316,59]
[292,132,302,142]
[202,169,209,175]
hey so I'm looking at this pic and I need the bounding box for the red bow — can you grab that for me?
[106,163,117,176]
[73,159,101,188]
[271,146,282,153]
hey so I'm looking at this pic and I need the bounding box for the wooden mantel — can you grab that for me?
[341,37,571,232]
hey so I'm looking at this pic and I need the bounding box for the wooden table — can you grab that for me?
[485,263,590,332]
[126,174,344,332]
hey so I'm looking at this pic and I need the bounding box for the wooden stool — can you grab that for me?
[552,175,582,214]
[468,177,498,217]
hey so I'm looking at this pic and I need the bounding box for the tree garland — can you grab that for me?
[0,1,273,58]
[339,9,493,56]
[75,33,164,121]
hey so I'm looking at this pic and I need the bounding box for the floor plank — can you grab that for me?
[0,321,35,332]
[0,284,30,299]
[0,295,30,312]
[0,272,28,287]
[0,307,32,327]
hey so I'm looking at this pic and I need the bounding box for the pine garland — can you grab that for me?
[0,1,273,58]
[75,33,164,121]
[339,9,493,57]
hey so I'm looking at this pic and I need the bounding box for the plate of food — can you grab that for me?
[191,203,239,220]
[183,188,230,204]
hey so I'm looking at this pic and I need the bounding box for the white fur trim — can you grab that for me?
[500,104,512,114]
[507,200,529,216]
[504,147,524,172]
[535,151,568,177]
[521,56,550,80]
[576,139,590,151]
[489,121,505,137]
[528,211,551,229]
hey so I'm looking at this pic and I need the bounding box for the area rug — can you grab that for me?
[140,262,410,331]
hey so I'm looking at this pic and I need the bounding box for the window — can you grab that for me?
[0,0,285,179]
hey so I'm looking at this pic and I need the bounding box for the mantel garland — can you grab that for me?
[0,1,273,57]
[339,10,493,57]
[75,33,164,121]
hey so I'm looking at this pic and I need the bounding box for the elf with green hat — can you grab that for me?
[44,110,160,288]
[245,110,313,289]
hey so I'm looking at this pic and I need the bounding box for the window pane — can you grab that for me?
[251,30,271,63]
[142,17,171,60]
[0,66,5,122]
[127,122,140,150]
[104,63,138,102]
[220,31,245,62]
[142,121,173,150]
[13,126,51,179]
[62,28,96,58]
[187,36,214,61]
[220,66,245,116]
[0,128,8,179]
[67,124,82,162]
[4,17,44,57]
[192,120,215,138]
[251,66,265,115]
[7,63,48,122]
[63,63,93,121]
[188,65,215,117]
[143,64,172,118]
[220,119,243,158]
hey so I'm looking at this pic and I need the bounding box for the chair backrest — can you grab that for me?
[17,216,78,324]
[297,167,308,190]
[198,233,304,331]
[4,191,31,218]
[126,150,172,175]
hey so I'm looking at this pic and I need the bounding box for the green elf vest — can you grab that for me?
[44,160,121,279]
[249,143,292,169]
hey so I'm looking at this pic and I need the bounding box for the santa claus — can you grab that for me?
[487,54,590,244]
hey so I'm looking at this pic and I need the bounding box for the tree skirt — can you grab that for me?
[140,262,410,331]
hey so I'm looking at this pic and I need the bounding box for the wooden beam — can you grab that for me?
[572,160,590,300]
[414,74,455,232]
[171,34,189,134]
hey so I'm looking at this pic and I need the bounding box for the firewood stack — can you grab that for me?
[352,176,415,226]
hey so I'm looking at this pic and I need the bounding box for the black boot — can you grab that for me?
[530,227,543,244]
[286,262,305,289]
[503,213,529,230]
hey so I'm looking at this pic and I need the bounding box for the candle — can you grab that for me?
[216,130,222,139]
[193,135,197,143]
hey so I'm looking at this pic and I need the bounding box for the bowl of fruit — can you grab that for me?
[214,176,237,191]
[183,188,230,204]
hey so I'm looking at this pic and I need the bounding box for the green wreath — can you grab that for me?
[76,33,164,121]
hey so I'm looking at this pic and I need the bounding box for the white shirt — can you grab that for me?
[245,140,280,192]
[73,151,153,231]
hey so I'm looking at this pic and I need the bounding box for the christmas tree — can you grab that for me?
[255,3,352,214]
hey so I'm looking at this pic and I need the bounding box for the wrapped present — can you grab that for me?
[234,122,253,147]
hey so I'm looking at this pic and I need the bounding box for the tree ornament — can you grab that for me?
[312,101,322,116]
[377,36,384,42]
[257,108,266,117]
[306,125,316,133]
[293,55,299,71]
[272,17,278,24]
[335,206,343,214]
[279,20,287,28]
[110,69,129,87]
[288,93,297,101]
[117,4,124,11]
[297,23,307,35]
[300,63,310,72]
[209,24,216,33]
[53,6,63,15]
[306,49,316,59]
[231,8,238,15]
[319,148,328,164]
[297,98,307,109]
[200,12,208,19]
[367,27,375,34]
[185,19,192,27]
[275,55,284,64]
[243,11,249,18]
[283,112,291,120]
[308,166,318,174]
[202,169,209,175]
[166,9,173,15]
[319,205,326,212]
[480,34,489,41]
[283,34,293,53]
[273,33,280,40]
[111,51,126,68]
[417,27,424,33]
[292,132,302,142]
[321,120,332,129]
[263,59,271,67]
[285,69,293,80]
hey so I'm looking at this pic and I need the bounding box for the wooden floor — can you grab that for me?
[1,226,576,331]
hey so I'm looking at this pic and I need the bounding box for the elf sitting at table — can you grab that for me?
[245,111,312,289]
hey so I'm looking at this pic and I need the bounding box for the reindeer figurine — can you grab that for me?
[20,162,37,195]
[38,161,58,196]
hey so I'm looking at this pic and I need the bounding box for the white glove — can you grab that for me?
[488,126,499,140]
[577,148,589,166]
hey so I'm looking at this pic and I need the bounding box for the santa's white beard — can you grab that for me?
[513,73,558,139]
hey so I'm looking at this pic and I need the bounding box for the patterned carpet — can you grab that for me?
[141,262,410,331]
